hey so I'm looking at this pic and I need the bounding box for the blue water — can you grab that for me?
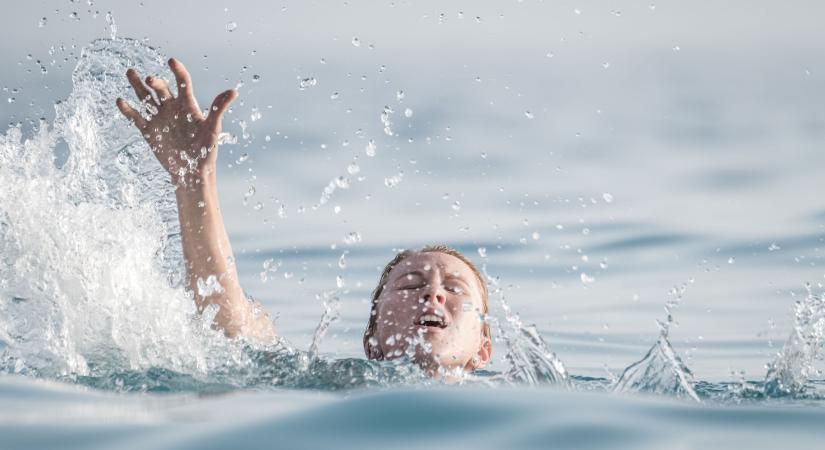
[2,1,825,448]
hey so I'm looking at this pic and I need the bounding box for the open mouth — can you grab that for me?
[418,314,448,329]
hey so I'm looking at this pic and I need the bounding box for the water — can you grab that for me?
[2,1,825,448]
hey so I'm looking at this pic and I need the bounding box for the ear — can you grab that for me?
[365,335,384,361]
[466,335,493,371]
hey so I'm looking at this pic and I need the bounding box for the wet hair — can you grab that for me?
[363,244,491,360]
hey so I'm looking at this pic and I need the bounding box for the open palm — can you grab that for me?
[116,58,237,184]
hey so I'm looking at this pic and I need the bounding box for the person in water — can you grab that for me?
[115,58,493,376]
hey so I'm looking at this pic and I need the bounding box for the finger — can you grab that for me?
[126,68,155,105]
[205,89,238,131]
[168,58,193,98]
[146,76,173,102]
[116,98,147,129]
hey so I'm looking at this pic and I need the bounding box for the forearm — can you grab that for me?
[174,168,260,338]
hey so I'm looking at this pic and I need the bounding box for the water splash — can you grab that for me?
[763,284,825,396]
[483,268,570,387]
[307,291,341,360]
[0,37,242,382]
[612,282,700,402]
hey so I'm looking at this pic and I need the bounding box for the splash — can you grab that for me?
[0,37,245,382]
[612,282,700,402]
[483,268,570,387]
[763,284,825,396]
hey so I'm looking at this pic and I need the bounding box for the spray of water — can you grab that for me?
[763,284,825,396]
[0,37,247,383]
[612,282,700,402]
[482,267,570,387]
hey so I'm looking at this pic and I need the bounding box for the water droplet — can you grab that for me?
[38,17,47,28]
[602,62,610,69]
[299,77,317,90]
[253,202,264,211]
[532,231,541,240]
[365,140,376,157]
[347,161,360,175]
[582,228,590,235]
[384,174,403,188]
[599,259,609,269]
[524,110,534,119]
[649,3,656,11]
[330,92,339,100]
[404,108,413,118]
[602,193,613,203]
[580,273,595,284]
[225,21,238,32]
[344,231,362,244]
[385,335,396,346]
[351,37,361,47]
[252,74,261,82]
[768,242,781,251]
[728,257,735,264]
[477,247,487,258]
[336,275,345,288]
[69,12,79,20]
[284,271,294,279]
[237,153,249,164]
[396,90,405,101]
[451,201,461,211]
[462,302,473,312]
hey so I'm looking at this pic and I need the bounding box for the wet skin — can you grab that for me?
[373,252,492,373]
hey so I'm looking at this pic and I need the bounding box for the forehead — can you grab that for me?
[388,252,477,281]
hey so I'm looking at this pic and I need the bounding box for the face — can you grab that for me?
[372,252,492,373]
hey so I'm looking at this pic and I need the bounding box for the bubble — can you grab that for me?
[225,21,238,32]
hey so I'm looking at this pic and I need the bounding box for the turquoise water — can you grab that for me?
[2,2,825,448]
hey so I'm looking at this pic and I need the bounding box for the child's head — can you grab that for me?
[363,245,492,373]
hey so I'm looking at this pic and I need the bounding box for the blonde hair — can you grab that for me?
[362,244,491,360]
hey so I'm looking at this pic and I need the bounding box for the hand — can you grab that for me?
[116,58,237,186]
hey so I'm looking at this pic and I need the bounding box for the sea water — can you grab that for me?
[2,15,825,450]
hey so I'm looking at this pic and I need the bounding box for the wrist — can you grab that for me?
[171,166,217,193]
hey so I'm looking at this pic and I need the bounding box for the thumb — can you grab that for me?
[205,89,238,131]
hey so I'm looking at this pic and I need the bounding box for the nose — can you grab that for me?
[422,284,447,305]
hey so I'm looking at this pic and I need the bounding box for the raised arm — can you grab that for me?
[116,58,275,343]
